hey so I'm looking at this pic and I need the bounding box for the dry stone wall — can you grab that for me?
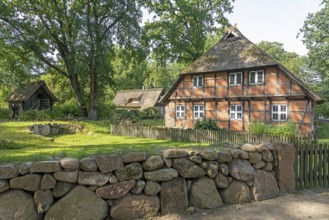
[0,142,295,219]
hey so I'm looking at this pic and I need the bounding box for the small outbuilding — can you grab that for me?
[113,88,164,114]
[6,80,58,118]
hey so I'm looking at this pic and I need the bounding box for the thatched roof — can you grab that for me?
[182,28,277,74]
[6,81,58,102]
[113,88,164,110]
[161,28,324,103]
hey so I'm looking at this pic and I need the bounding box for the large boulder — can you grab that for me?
[34,189,54,214]
[189,176,223,209]
[45,186,108,220]
[115,162,143,181]
[95,154,123,173]
[10,174,41,191]
[40,124,51,136]
[218,152,232,163]
[220,180,251,204]
[273,143,296,193]
[161,177,188,214]
[96,180,135,199]
[0,190,41,220]
[206,161,218,178]
[143,156,164,171]
[248,152,263,164]
[251,170,279,201]
[110,194,160,219]
[0,164,18,179]
[163,149,188,159]
[144,168,178,182]
[228,159,256,181]
[172,158,205,178]
[30,161,61,173]
[199,150,218,160]
[214,172,229,188]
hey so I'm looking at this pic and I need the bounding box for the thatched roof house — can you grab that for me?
[161,27,324,134]
[7,81,58,118]
[113,88,164,111]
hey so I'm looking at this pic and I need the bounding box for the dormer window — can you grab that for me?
[127,92,143,104]
[129,98,140,104]
[249,70,264,84]
[193,76,203,87]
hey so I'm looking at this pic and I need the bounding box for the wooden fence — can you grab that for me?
[111,124,311,144]
[295,143,329,188]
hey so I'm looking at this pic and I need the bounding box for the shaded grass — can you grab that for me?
[0,121,207,162]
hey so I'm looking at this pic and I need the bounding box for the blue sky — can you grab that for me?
[227,0,323,55]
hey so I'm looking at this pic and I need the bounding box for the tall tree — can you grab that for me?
[300,0,329,117]
[0,0,144,119]
[144,0,233,65]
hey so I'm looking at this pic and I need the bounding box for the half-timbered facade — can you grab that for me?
[161,28,324,134]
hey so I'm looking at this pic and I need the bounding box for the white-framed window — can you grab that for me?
[194,105,204,119]
[230,105,243,120]
[176,105,185,118]
[272,104,288,121]
[229,72,242,85]
[249,70,264,84]
[192,75,203,87]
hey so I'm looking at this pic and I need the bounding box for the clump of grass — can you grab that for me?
[0,140,23,150]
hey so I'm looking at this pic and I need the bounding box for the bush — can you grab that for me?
[52,102,80,119]
[108,109,140,124]
[140,107,161,119]
[17,109,53,121]
[0,107,9,119]
[194,119,220,130]
[248,121,298,136]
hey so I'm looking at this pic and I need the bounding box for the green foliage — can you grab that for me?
[0,107,9,119]
[108,109,140,124]
[140,107,161,120]
[144,0,233,64]
[248,121,298,136]
[17,110,53,121]
[194,119,221,130]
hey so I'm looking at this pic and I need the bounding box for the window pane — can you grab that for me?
[280,114,287,121]
[181,106,185,111]
[200,112,204,118]
[194,105,198,111]
[176,112,179,118]
[272,105,278,112]
[257,72,263,83]
[230,74,235,85]
[250,72,255,83]
[237,105,242,111]
[230,113,235,119]
[182,112,185,118]
[176,106,179,111]
[273,113,278,120]
[198,76,203,86]
[237,113,242,119]
[193,77,197,87]
[281,105,287,112]
[200,105,204,111]
[230,105,235,111]
[194,112,198,118]
[236,73,242,84]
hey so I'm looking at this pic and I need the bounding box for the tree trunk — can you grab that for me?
[69,74,88,118]
[89,70,97,120]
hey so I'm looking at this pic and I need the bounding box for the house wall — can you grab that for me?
[165,66,314,134]
[23,87,53,110]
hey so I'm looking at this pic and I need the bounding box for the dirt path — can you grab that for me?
[152,188,329,220]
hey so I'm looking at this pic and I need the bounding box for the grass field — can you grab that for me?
[0,121,206,162]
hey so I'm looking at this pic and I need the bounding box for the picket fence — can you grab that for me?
[111,124,311,145]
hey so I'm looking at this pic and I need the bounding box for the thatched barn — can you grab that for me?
[6,81,58,118]
[113,88,164,114]
[161,28,324,134]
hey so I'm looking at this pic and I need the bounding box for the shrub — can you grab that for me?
[194,118,220,130]
[52,102,80,119]
[17,109,53,121]
[0,107,9,119]
[108,109,140,124]
[140,107,161,119]
[248,121,298,136]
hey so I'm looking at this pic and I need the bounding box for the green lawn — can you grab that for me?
[315,122,329,143]
[0,121,206,162]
